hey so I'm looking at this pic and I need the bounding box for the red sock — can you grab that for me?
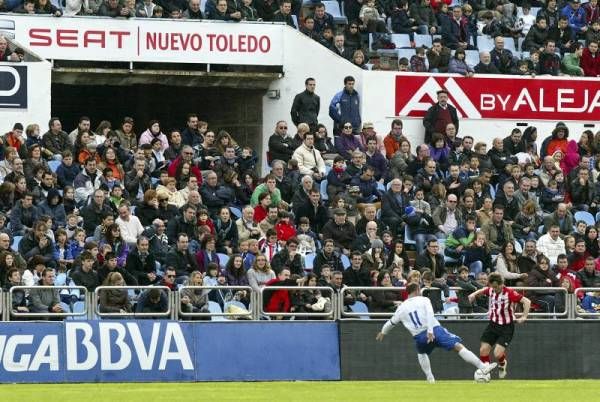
[480,355,490,363]
[498,354,506,366]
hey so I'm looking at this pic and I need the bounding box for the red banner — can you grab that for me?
[395,74,600,121]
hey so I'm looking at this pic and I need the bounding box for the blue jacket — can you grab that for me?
[56,162,81,188]
[350,176,380,202]
[561,4,587,33]
[329,89,361,130]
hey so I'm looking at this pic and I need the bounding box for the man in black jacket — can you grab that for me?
[268,121,294,163]
[380,179,406,235]
[290,78,320,131]
[165,233,198,283]
[474,51,500,74]
[295,188,328,233]
[125,236,160,285]
[488,137,518,173]
[166,204,197,244]
[423,90,459,144]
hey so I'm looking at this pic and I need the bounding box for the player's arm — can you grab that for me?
[468,287,487,303]
[376,306,403,341]
[424,299,436,343]
[516,295,531,323]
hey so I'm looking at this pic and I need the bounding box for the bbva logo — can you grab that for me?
[395,76,481,119]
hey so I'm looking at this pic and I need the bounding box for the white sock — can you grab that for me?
[459,348,484,370]
[417,353,435,381]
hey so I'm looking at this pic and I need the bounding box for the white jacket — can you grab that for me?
[292,144,326,176]
[536,234,566,266]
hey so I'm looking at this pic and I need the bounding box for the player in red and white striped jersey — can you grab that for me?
[468,272,531,379]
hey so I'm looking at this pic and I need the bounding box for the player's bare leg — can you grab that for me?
[417,354,435,383]
[454,343,497,374]
[494,344,508,378]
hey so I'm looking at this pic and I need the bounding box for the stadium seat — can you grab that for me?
[200,0,207,13]
[574,211,595,226]
[130,205,136,215]
[55,273,67,286]
[376,182,386,193]
[217,253,229,268]
[208,301,226,321]
[378,34,412,56]
[68,301,86,320]
[230,206,242,219]
[349,301,370,320]
[304,253,316,271]
[518,37,526,52]
[465,50,480,67]
[11,236,22,250]
[341,254,351,269]
[397,48,416,61]
[48,160,61,173]
[404,225,416,245]
[292,15,299,30]
[414,34,432,48]
[322,1,348,24]
[595,211,600,223]
[514,241,523,254]
[477,35,495,51]
[320,179,329,201]
[502,37,517,52]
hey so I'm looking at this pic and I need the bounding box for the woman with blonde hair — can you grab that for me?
[246,254,275,294]
[180,271,210,316]
[476,196,494,227]
[98,272,132,314]
[215,130,241,156]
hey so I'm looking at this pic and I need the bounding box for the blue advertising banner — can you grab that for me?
[0,321,340,383]
[0,322,64,383]
[194,322,341,381]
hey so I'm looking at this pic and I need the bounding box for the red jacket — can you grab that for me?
[167,155,203,185]
[275,221,296,242]
[581,48,600,77]
[264,278,291,313]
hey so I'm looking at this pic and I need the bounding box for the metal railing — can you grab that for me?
[0,285,591,321]
[574,288,600,318]
[8,286,88,318]
[340,287,405,319]
[178,286,254,320]
[259,286,337,320]
[94,286,172,318]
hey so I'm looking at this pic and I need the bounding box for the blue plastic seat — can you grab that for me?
[304,253,316,271]
[229,206,242,219]
[48,160,61,173]
[341,254,351,269]
[404,225,416,245]
[349,301,370,320]
[574,211,595,226]
[12,235,23,250]
[217,253,229,268]
[320,179,329,201]
[208,301,226,321]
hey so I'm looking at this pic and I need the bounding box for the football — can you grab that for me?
[474,369,491,383]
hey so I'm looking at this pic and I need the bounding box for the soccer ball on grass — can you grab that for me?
[474,369,491,383]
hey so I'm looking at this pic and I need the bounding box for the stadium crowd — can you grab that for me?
[0,72,599,318]
[3,0,600,75]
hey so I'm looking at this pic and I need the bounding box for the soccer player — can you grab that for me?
[468,272,531,379]
[376,282,497,383]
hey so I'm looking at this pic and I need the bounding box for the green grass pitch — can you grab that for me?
[1,380,598,401]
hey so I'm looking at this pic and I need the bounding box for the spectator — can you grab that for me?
[433,193,463,238]
[98,251,138,286]
[292,132,326,180]
[125,236,159,286]
[268,121,294,164]
[488,137,518,173]
[571,167,595,211]
[272,0,296,28]
[322,208,356,253]
[313,239,343,276]
[474,51,500,74]
[42,118,71,161]
[214,206,239,254]
[441,6,471,50]
[350,166,381,204]
[19,221,55,268]
[410,0,438,34]
[115,202,144,246]
[3,268,29,314]
[537,225,566,266]
[544,203,574,236]
[182,0,202,18]
[423,90,459,145]
[247,254,275,294]
[427,38,452,73]
[28,268,65,316]
[74,157,102,205]
[295,188,328,234]
[136,287,169,315]
[290,77,320,131]
[414,239,447,286]
[448,48,474,76]
[98,272,132,314]
[494,181,520,222]
[98,0,128,17]
[526,255,560,313]
[101,223,130,267]
[481,205,515,254]
[490,36,516,74]
[538,40,561,75]
[561,0,587,35]
[581,40,600,77]
[329,76,361,135]
[380,178,407,234]
[9,192,38,236]
[549,15,575,55]
[271,237,303,276]
[70,251,100,292]
[334,123,364,161]
[577,257,600,287]
[495,242,528,286]
[342,252,370,287]
[165,233,199,283]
